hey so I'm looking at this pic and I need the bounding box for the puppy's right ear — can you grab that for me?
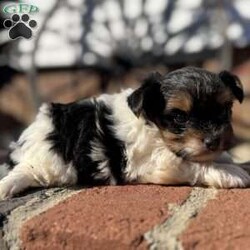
[127,72,165,120]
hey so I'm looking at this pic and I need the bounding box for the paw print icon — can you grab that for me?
[3,14,37,39]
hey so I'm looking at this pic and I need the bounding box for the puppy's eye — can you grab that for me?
[171,109,188,124]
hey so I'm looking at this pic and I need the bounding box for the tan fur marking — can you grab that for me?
[183,129,204,147]
[167,92,192,112]
[160,128,204,153]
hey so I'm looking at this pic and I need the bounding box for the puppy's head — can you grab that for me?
[128,67,243,163]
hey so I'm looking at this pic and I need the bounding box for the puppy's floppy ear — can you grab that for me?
[219,71,244,103]
[127,72,165,121]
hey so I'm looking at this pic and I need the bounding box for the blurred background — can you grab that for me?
[0,0,250,163]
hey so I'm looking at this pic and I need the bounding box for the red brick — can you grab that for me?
[181,189,250,250]
[21,185,191,250]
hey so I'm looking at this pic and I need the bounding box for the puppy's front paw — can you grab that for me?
[216,165,250,188]
[201,164,250,188]
[239,162,250,175]
[225,171,250,188]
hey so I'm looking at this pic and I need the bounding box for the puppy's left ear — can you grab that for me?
[219,71,244,103]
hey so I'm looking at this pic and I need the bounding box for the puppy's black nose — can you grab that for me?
[204,137,220,151]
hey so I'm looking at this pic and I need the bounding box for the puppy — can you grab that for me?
[0,67,249,199]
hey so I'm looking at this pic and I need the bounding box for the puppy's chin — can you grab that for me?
[187,151,222,163]
[173,145,222,163]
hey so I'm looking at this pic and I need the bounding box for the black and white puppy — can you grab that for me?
[0,67,250,199]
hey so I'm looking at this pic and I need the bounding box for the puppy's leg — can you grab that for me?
[0,163,42,199]
[0,160,78,200]
[214,151,234,164]
[195,163,250,188]
[237,162,250,175]
[137,162,201,186]
[215,152,250,177]
[136,160,250,188]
